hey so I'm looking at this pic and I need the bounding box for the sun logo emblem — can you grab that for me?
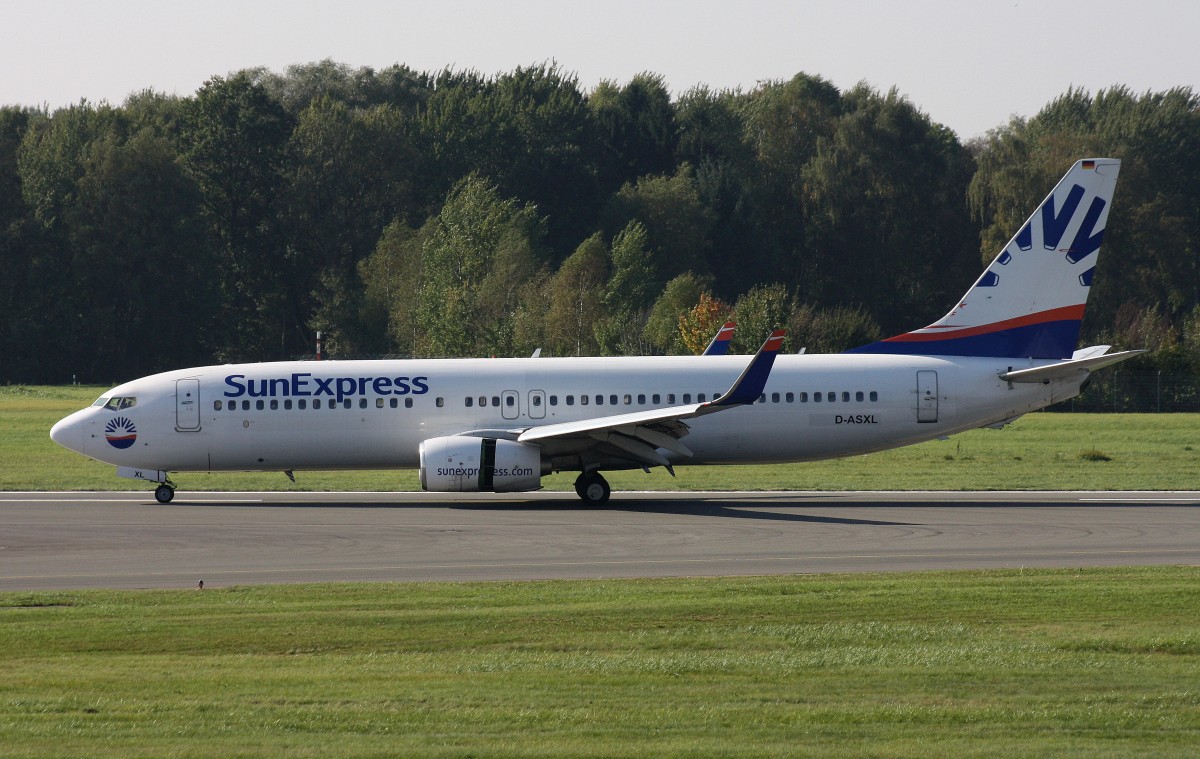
[104,416,137,449]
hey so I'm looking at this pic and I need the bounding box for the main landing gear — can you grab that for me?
[574,471,611,506]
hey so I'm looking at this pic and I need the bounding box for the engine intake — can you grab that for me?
[419,436,543,493]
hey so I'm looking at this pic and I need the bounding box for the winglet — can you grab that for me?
[702,322,737,355]
[710,329,785,406]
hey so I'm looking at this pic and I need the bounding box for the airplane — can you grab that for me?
[51,158,1140,506]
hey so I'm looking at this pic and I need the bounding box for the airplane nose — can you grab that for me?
[50,413,84,455]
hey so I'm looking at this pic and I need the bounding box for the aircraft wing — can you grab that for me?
[998,349,1145,383]
[516,330,785,468]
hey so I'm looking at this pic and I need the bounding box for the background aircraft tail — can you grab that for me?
[849,158,1121,359]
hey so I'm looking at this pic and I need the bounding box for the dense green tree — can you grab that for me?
[542,232,609,356]
[731,283,792,353]
[589,73,678,191]
[181,73,296,360]
[643,272,710,354]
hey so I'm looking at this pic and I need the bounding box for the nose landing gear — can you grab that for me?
[154,483,176,503]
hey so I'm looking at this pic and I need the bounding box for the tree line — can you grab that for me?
[1,60,1197,384]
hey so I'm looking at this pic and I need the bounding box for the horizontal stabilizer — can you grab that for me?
[999,349,1144,383]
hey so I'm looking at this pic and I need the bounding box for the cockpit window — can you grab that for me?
[103,397,137,411]
[92,397,110,407]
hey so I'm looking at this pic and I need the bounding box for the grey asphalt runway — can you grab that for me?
[2,490,1199,590]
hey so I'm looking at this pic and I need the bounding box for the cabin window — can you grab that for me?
[623,394,631,405]
[285,399,293,410]
[772,392,780,403]
[465,397,473,407]
[798,392,807,402]
[814,393,822,402]
[532,395,542,407]
[638,394,646,404]
[404,398,413,408]
[652,394,661,404]
[436,397,445,408]
[580,395,589,405]
[270,399,279,410]
[344,399,353,409]
[870,391,878,402]
[491,396,500,407]
[856,391,864,402]
[786,392,794,403]
[683,393,691,403]
[827,391,836,402]
[214,400,223,411]
[376,398,384,408]
[667,393,675,404]
[757,394,766,404]
[608,394,617,405]
[595,395,604,406]
[479,396,486,407]
[505,395,515,407]
[299,399,307,410]
[842,392,850,402]
[313,399,322,409]
[549,395,558,406]
[255,400,264,410]
[698,393,707,402]
[566,395,575,406]
[389,398,397,408]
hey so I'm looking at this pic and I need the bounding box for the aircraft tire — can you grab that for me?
[574,472,610,506]
[154,484,175,504]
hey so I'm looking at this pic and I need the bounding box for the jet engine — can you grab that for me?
[419,436,543,493]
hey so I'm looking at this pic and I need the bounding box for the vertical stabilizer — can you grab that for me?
[850,158,1121,358]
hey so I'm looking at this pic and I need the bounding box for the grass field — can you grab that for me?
[4,384,1198,491]
[3,567,1200,757]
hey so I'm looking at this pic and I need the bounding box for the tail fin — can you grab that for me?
[702,322,736,355]
[849,158,1121,359]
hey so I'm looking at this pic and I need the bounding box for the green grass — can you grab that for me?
[4,384,1199,491]
[3,567,1200,757]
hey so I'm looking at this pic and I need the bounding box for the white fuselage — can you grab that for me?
[51,353,1074,474]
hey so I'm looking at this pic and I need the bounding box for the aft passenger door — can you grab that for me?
[916,370,938,423]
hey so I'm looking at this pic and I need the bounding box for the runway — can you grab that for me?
[2,490,1200,590]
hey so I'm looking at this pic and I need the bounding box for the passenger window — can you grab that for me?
[314,399,322,409]
[214,400,223,411]
[668,394,676,404]
[436,397,445,408]
[772,392,780,403]
[405,398,413,408]
[581,395,589,405]
[609,394,617,405]
[549,395,558,406]
[465,397,474,407]
[623,394,631,405]
[491,396,500,407]
[376,398,384,408]
[270,399,278,410]
[596,395,604,406]
[786,392,794,403]
[285,399,293,410]
[842,392,850,402]
[758,394,766,404]
[256,400,264,410]
[479,396,487,407]
[828,391,836,402]
[344,399,352,409]
[697,393,705,402]
[683,394,691,403]
[870,391,878,402]
[638,394,645,404]
[389,398,397,408]
[799,392,807,402]
[299,399,307,410]
[652,394,660,404]
[856,391,864,402]
[566,395,575,406]
[814,393,822,403]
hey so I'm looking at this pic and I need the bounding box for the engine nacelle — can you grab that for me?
[419,436,543,493]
